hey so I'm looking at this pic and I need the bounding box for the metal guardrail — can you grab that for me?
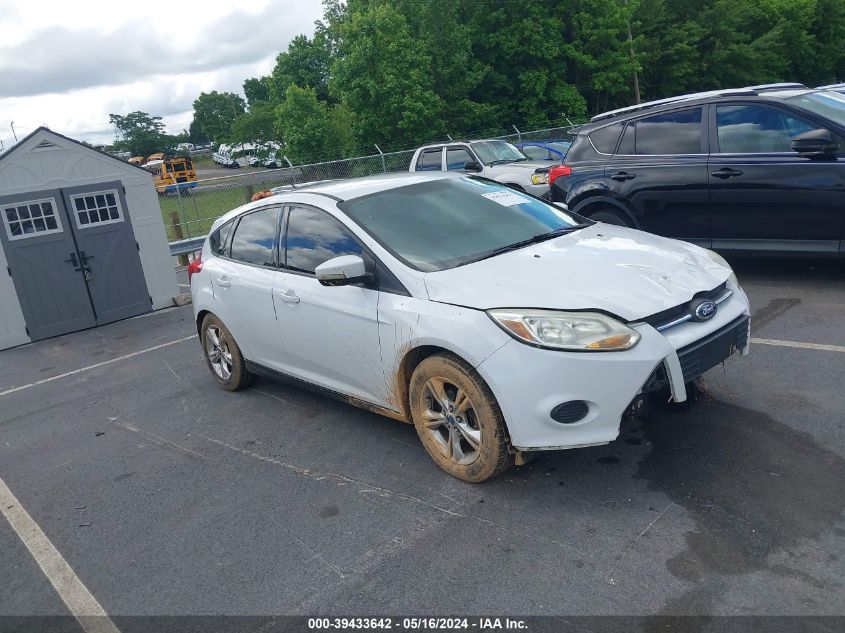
[170,236,205,256]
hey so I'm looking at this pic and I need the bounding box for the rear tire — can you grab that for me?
[409,353,513,482]
[586,206,634,227]
[200,314,256,391]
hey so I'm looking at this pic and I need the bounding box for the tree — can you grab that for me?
[330,3,446,146]
[231,102,278,144]
[275,84,355,163]
[268,34,333,103]
[191,91,246,144]
[243,77,271,108]
[108,111,172,157]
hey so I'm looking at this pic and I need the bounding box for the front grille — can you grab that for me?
[642,282,729,331]
[677,315,749,382]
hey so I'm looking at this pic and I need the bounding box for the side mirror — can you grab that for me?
[791,128,839,157]
[315,255,369,287]
[463,160,484,172]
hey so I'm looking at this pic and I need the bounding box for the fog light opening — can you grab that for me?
[550,400,589,424]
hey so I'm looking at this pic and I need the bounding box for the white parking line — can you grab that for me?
[0,336,196,398]
[751,337,845,353]
[0,478,121,633]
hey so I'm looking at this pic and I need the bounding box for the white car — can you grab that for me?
[409,139,553,197]
[189,173,750,482]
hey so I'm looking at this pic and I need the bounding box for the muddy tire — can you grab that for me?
[200,314,255,391]
[586,206,634,228]
[409,353,513,482]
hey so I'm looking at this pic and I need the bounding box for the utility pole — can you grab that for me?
[624,0,641,104]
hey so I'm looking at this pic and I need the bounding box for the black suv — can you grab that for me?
[550,84,845,253]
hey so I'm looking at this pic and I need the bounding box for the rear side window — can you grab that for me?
[229,207,280,267]
[716,105,816,153]
[633,108,703,154]
[416,149,442,171]
[285,206,363,274]
[589,123,623,154]
[209,220,234,256]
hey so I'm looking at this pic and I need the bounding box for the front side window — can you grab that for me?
[416,149,443,171]
[633,108,703,154]
[71,190,123,228]
[285,206,363,275]
[229,207,280,267]
[716,105,817,153]
[340,177,586,272]
[446,147,474,170]
[2,198,62,240]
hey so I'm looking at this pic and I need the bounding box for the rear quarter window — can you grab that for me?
[589,123,624,154]
[209,220,234,256]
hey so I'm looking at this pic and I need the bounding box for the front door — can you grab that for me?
[274,204,386,405]
[61,182,151,324]
[0,190,97,340]
[708,103,845,247]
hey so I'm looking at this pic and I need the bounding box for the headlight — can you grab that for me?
[702,248,738,286]
[531,172,549,185]
[487,309,640,351]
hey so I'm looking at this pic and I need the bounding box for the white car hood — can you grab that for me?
[423,224,732,321]
[488,160,550,172]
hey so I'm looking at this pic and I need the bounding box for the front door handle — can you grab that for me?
[277,289,300,304]
[611,171,636,181]
[711,168,744,179]
[216,276,231,289]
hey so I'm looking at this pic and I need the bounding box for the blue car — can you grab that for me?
[515,140,572,162]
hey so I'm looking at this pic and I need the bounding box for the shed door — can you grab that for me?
[61,182,150,324]
[0,190,97,340]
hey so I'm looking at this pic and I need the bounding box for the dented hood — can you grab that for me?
[423,224,732,321]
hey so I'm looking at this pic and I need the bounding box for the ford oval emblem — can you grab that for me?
[691,299,717,321]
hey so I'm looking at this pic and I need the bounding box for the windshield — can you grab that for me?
[548,141,572,154]
[786,91,845,129]
[470,141,527,165]
[340,177,587,271]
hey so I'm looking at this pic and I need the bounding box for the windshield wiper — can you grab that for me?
[465,224,592,264]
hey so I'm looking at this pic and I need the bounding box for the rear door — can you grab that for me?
[61,182,151,325]
[607,107,710,241]
[0,190,96,340]
[707,102,845,247]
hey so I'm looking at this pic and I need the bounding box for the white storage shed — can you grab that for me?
[0,127,179,350]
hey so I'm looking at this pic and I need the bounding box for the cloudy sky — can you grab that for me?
[0,0,323,150]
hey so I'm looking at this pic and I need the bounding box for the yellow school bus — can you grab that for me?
[144,157,198,194]
[128,156,145,166]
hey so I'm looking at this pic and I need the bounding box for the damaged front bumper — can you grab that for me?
[475,287,751,451]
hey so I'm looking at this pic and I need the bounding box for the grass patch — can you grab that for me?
[159,186,251,241]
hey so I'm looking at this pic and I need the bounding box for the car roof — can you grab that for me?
[585,84,825,128]
[208,172,462,233]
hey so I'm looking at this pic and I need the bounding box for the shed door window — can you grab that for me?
[70,190,123,228]
[2,198,63,240]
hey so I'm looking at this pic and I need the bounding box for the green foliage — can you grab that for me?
[243,77,271,108]
[330,3,446,146]
[231,103,277,145]
[275,85,355,164]
[269,34,333,103]
[191,91,246,144]
[108,111,173,157]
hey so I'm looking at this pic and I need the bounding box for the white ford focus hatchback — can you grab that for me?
[190,173,750,482]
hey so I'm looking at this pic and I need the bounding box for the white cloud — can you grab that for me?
[0,0,322,149]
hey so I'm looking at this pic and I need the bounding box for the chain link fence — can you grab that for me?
[161,123,582,243]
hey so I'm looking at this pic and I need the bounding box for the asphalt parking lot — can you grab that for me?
[1,256,843,628]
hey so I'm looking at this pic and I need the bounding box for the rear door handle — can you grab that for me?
[277,289,300,304]
[216,275,231,289]
[611,172,636,181]
[711,168,744,178]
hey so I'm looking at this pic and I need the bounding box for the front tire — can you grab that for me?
[200,314,255,391]
[409,353,513,482]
